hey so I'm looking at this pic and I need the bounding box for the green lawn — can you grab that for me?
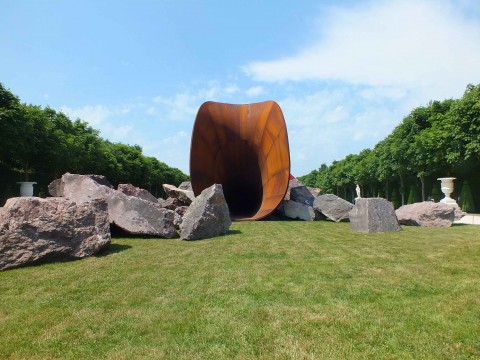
[1,221,479,359]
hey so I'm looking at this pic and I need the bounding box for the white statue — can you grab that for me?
[355,184,361,199]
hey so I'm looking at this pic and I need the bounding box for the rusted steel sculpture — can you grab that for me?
[190,100,290,220]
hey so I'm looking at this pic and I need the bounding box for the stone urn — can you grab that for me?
[17,181,37,197]
[437,177,456,205]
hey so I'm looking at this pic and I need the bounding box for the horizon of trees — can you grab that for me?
[299,83,480,212]
[0,83,189,205]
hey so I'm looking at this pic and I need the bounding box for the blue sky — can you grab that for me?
[2,0,480,177]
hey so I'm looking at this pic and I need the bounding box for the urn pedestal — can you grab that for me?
[437,177,456,205]
[17,182,37,197]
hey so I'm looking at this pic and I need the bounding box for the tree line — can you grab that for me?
[299,84,480,212]
[0,83,188,204]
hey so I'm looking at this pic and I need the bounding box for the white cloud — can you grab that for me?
[278,85,414,175]
[246,86,264,97]
[153,93,198,121]
[60,105,113,128]
[243,0,480,101]
[59,104,134,142]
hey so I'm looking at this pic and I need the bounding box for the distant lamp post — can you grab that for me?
[437,177,456,205]
[17,182,37,197]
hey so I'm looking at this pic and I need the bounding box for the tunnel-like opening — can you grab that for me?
[216,141,263,219]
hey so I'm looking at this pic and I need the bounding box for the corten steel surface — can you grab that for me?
[190,100,290,220]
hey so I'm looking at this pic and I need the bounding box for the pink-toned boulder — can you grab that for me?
[49,173,178,238]
[0,197,110,271]
[395,202,464,227]
[117,183,159,203]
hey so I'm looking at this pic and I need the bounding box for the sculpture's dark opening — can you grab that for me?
[219,142,263,219]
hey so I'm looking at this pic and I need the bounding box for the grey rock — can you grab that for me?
[284,178,305,201]
[161,197,185,210]
[117,183,159,203]
[173,206,189,229]
[307,187,321,197]
[395,201,462,227]
[49,173,178,238]
[47,178,64,197]
[349,198,401,233]
[290,186,315,206]
[277,200,316,221]
[162,184,195,205]
[453,205,467,221]
[313,194,354,222]
[0,197,110,271]
[178,181,192,191]
[180,184,231,240]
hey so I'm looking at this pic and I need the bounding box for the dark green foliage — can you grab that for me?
[407,185,421,204]
[431,182,441,202]
[390,188,400,209]
[300,83,480,212]
[458,181,475,213]
[0,83,188,204]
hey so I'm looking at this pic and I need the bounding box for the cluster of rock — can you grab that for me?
[1,172,467,270]
[275,178,466,232]
[0,173,232,270]
[276,179,353,222]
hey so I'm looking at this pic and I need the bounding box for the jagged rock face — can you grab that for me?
[313,194,354,222]
[162,184,195,206]
[161,197,186,210]
[180,184,231,240]
[173,206,189,230]
[117,183,159,203]
[0,197,110,271]
[395,202,464,227]
[349,198,401,233]
[49,173,178,238]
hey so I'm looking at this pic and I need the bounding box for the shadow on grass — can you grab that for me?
[96,243,132,257]
[225,229,242,236]
[109,224,178,240]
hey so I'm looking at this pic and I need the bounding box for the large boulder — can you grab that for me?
[117,183,159,203]
[395,202,464,227]
[349,198,401,233]
[0,197,110,271]
[162,184,195,206]
[313,194,354,222]
[180,184,231,240]
[49,173,178,238]
[276,200,316,221]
